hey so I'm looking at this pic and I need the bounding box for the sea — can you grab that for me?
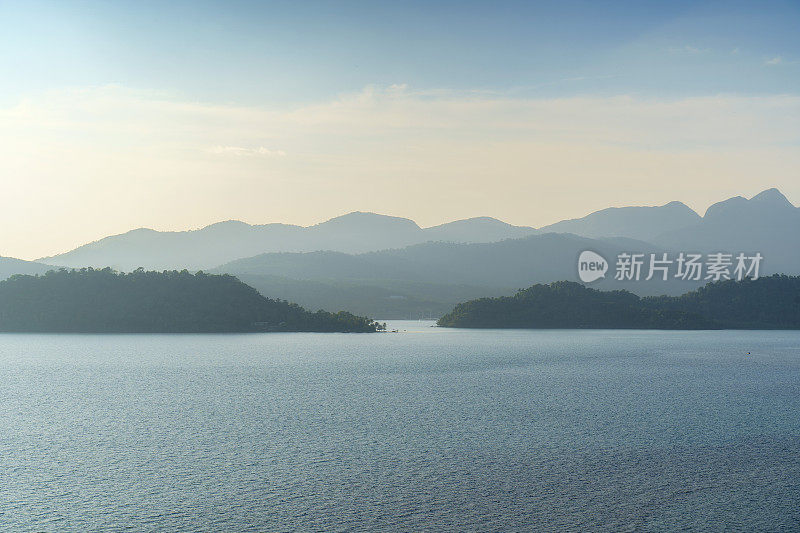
[1,321,799,531]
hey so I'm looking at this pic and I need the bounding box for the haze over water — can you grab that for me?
[2,323,799,530]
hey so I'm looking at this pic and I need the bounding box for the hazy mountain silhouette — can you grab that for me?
[213,233,711,317]
[539,201,701,241]
[37,187,798,310]
[0,257,53,281]
[652,188,800,274]
[535,187,798,275]
[41,212,537,271]
[424,217,537,243]
[215,233,697,290]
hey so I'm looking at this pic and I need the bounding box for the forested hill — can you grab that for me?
[645,275,800,329]
[437,275,800,329]
[0,268,382,333]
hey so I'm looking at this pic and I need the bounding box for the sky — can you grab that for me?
[1,0,799,259]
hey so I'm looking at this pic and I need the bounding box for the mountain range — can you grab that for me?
[3,187,796,318]
[538,200,702,241]
[654,188,800,274]
[0,256,53,280]
[212,233,701,318]
[39,212,539,272]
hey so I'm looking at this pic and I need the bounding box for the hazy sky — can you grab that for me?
[1,0,799,259]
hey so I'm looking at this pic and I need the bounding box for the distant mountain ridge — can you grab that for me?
[207,187,798,317]
[41,212,538,271]
[213,232,708,318]
[40,187,794,273]
[0,187,793,319]
[652,188,800,274]
[0,257,54,281]
[539,201,701,241]
[23,186,799,319]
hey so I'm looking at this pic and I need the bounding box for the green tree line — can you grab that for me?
[0,268,384,333]
[438,275,800,329]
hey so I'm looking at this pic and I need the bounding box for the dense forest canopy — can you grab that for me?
[644,275,800,329]
[0,268,383,333]
[437,275,800,329]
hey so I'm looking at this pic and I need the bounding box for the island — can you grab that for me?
[0,268,384,333]
[437,275,800,329]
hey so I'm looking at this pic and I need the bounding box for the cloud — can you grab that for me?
[765,56,783,65]
[8,84,796,151]
[209,146,286,157]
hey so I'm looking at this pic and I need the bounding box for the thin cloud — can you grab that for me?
[765,56,783,65]
[209,146,286,157]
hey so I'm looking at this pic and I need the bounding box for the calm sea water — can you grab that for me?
[1,322,799,531]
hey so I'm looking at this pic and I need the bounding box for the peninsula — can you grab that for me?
[437,276,800,330]
[0,268,383,333]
